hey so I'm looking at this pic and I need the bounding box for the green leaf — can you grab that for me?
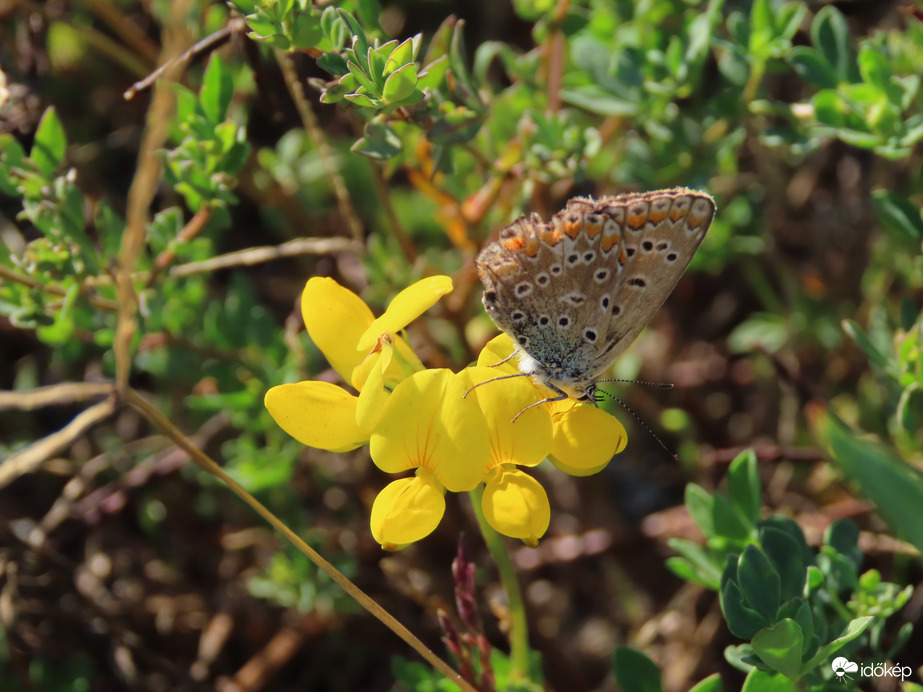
[351,119,401,159]
[751,619,804,679]
[381,62,418,104]
[728,449,761,524]
[346,60,381,97]
[741,669,797,692]
[738,545,782,622]
[31,107,67,174]
[722,580,770,639]
[291,12,323,50]
[842,319,890,368]
[811,6,853,84]
[685,483,716,537]
[200,54,234,124]
[759,528,807,602]
[689,673,722,692]
[823,519,862,570]
[612,647,663,692]
[813,409,923,556]
[713,493,753,541]
[802,616,873,671]
[384,36,416,75]
[667,538,723,590]
[788,47,837,89]
[727,313,789,354]
[871,189,923,242]
[0,134,26,195]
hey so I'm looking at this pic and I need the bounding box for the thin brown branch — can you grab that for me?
[369,162,417,261]
[0,382,114,411]
[0,397,117,488]
[116,2,190,393]
[274,49,365,244]
[169,236,362,277]
[124,19,246,101]
[78,0,162,66]
[146,207,212,287]
[0,265,120,312]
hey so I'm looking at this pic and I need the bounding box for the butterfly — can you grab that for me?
[473,188,715,416]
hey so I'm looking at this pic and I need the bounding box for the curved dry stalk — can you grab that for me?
[125,388,477,692]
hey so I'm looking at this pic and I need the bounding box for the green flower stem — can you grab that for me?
[469,486,531,679]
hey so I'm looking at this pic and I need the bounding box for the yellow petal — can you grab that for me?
[370,471,446,549]
[477,334,519,372]
[356,276,453,351]
[302,278,373,382]
[465,366,552,468]
[264,381,368,451]
[355,339,393,431]
[549,405,627,475]
[482,467,550,546]
[369,369,490,491]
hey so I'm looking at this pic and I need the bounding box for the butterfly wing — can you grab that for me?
[476,188,715,390]
[583,188,716,379]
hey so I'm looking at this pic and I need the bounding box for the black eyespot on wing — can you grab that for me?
[567,253,579,265]
[512,311,525,321]
[626,247,636,257]
[584,251,595,262]
[666,252,678,262]
[550,265,562,275]
[536,274,549,286]
[584,329,597,342]
[601,295,610,309]
[558,316,570,327]
[612,305,622,316]
[657,242,668,251]
[628,277,646,288]
[642,240,653,251]
[539,315,550,326]
[595,269,609,282]
[484,291,498,304]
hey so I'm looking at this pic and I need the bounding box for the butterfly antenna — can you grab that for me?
[598,378,674,390]
[594,389,678,462]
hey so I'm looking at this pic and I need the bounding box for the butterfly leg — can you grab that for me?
[462,372,531,399]
[485,349,520,368]
[509,382,570,423]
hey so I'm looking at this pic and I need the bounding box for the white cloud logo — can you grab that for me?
[832,657,859,683]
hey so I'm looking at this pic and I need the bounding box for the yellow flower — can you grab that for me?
[369,368,491,549]
[265,276,453,451]
[476,334,628,475]
[464,365,553,543]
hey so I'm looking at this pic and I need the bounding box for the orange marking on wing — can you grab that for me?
[669,205,688,222]
[584,218,604,238]
[541,228,563,245]
[686,210,709,228]
[648,207,668,223]
[563,220,582,239]
[523,235,540,257]
[503,237,526,251]
[601,233,621,252]
[627,212,647,229]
